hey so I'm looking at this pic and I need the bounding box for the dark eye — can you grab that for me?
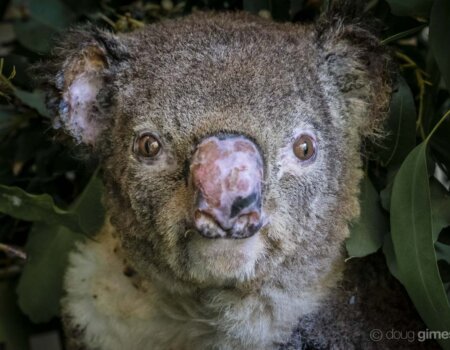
[134,133,161,158]
[293,134,315,161]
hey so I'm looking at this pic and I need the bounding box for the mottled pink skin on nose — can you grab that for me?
[190,136,263,237]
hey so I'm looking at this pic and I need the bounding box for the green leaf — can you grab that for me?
[381,24,427,45]
[27,0,76,30]
[383,232,400,280]
[17,175,105,323]
[430,178,450,242]
[430,117,450,174]
[72,175,105,235]
[0,173,104,236]
[0,185,81,232]
[386,0,434,17]
[0,280,31,350]
[17,223,79,323]
[346,177,387,258]
[13,19,56,53]
[380,168,399,212]
[379,77,417,167]
[430,0,450,91]
[14,89,51,118]
[11,0,75,52]
[390,143,450,349]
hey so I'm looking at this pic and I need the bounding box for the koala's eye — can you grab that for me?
[293,135,315,161]
[134,133,161,158]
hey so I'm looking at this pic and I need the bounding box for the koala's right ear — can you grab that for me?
[315,1,394,139]
[35,26,129,146]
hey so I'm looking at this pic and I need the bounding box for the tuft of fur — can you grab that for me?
[36,7,434,350]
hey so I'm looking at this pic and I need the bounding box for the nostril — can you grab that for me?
[194,210,217,226]
[230,193,260,219]
[234,212,261,233]
[194,209,231,232]
[193,209,263,239]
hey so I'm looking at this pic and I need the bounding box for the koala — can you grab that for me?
[36,3,439,350]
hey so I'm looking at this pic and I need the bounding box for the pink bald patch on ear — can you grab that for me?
[64,75,104,144]
[60,45,109,145]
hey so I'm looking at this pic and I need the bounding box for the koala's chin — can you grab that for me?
[184,229,266,284]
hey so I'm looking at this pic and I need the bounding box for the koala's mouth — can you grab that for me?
[187,211,268,240]
[190,220,262,240]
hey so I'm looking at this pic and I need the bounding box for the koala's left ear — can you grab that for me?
[315,2,395,138]
[35,26,130,146]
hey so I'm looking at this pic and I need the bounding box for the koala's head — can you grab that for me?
[38,10,392,288]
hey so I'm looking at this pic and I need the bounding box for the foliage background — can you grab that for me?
[0,0,449,349]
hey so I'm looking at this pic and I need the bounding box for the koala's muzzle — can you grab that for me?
[190,136,264,239]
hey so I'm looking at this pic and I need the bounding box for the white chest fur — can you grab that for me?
[63,225,337,350]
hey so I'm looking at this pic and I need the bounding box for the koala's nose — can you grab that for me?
[190,135,264,239]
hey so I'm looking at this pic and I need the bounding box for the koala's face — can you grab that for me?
[41,13,392,287]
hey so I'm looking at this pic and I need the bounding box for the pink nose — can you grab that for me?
[190,135,264,239]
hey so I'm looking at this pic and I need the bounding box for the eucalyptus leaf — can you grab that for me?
[431,118,450,175]
[430,178,450,242]
[14,89,51,118]
[0,185,82,233]
[17,174,105,323]
[379,77,416,167]
[380,167,399,212]
[382,232,400,280]
[0,281,31,350]
[0,174,104,236]
[27,0,76,30]
[17,223,79,323]
[390,142,450,349]
[346,177,387,258]
[381,24,427,45]
[13,19,56,53]
[430,0,450,91]
[72,175,105,235]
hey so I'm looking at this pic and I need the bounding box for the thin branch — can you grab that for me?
[395,51,430,140]
[0,243,27,260]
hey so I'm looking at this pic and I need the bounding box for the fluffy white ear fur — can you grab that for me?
[59,46,108,145]
[63,74,103,144]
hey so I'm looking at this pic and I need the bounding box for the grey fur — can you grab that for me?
[36,7,438,350]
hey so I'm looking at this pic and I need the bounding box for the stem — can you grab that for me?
[415,69,426,140]
[0,243,27,260]
[395,51,430,140]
